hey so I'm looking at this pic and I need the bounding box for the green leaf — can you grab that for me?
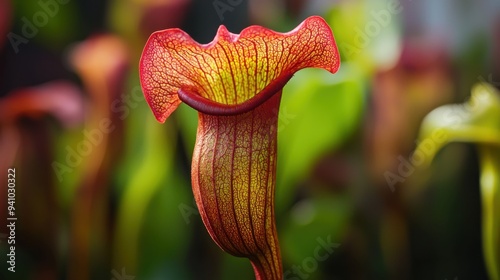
[280,194,351,279]
[276,65,365,210]
[113,110,191,276]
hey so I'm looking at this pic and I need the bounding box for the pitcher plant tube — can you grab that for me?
[417,82,500,280]
[139,16,340,279]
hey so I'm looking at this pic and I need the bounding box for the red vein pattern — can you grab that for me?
[139,16,339,121]
[192,92,282,279]
[139,15,340,280]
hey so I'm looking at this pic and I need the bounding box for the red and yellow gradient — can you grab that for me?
[140,16,340,280]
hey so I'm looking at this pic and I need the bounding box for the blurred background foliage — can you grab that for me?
[0,0,499,279]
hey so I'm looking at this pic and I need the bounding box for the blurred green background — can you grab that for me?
[0,0,499,279]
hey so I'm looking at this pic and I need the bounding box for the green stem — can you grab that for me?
[478,145,500,280]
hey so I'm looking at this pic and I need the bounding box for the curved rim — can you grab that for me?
[178,73,293,116]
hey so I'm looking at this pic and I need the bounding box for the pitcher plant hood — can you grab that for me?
[139,15,340,280]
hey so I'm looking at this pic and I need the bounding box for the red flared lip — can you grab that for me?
[139,15,340,120]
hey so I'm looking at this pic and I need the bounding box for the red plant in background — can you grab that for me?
[67,34,130,280]
[0,81,84,279]
[0,0,11,49]
[140,16,339,279]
